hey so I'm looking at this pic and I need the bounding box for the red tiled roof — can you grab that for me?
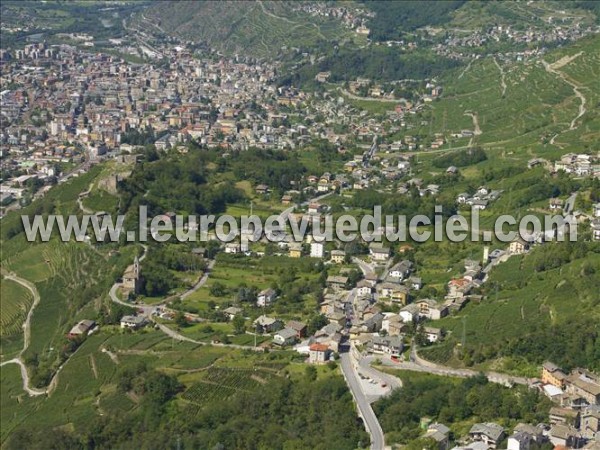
[309,343,329,352]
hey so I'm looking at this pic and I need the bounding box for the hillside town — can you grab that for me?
[0,38,454,215]
[2,2,600,449]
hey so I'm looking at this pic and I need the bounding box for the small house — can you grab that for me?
[309,343,331,364]
[257,288,277,307]
[67,319,96,339]
[120,315,147,329]
[253,315,283,334]
[469,423,505,449]
[330,250,346,264]
[273,328,297,346]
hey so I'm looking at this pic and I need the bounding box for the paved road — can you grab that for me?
[268,192,334,241]
[564,192,577,215]
[359,356,403,392]
[374,349,530,387]
[340,352,385,450]
[180,259,215,300]
[353,257,376,276]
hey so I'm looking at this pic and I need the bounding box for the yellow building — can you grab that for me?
[330,250,346,264]
[542,362,567,388]
[289,243,302,258]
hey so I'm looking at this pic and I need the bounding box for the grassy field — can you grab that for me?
[183,254,321,314]
[82,190,119,213]
[342,94,399,115]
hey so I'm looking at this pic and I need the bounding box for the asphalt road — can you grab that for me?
[340,352,385,450]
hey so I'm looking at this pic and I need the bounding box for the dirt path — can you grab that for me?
[3,272,41,354]
[0,270,46,396]
[101,347,119,364]
[77,182,94,214]
[257,0,296,24]
[0,269,81,396]
[542,53,587,144]
[180,260,215,300]
[90,354,98,379]
[465,112,482,135]
[458,58,474,79]
[493,57,507,97]
[0,358,46,396]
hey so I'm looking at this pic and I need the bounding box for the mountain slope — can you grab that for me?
[137,1,355,58]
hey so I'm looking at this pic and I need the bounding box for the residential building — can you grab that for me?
[273,328,297,346]
[310,241,325,258]
[509,237,529,254]
[369,335,403,356]
[370,243,390,262]
[379,282,407,302]
[286,320,307,338]
[389,260,413,279]
[67,319,96,339]
[565,369,600,406]
[223,306,242,320]
[356,279,373,297]
[542,361,567,388]
[424,326,443,343]
[289,242,303,258]
[309,343,331,364]
[507,431,532,450]
[120,315,147,329]
[426,423,451,450]
[326,275,348,290]
[581,406,600,439]
[549,424,581,448]
[399,304,420,323]
[330,250,346,263]
[549,407,580,427]
[253,315,283,333]
[257,288,277,307]
[415,298,448,320]
[469,423,505,449]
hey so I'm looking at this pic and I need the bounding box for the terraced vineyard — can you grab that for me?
[0,278,33,338]
[139,1,358,58]
[182,367,276,407]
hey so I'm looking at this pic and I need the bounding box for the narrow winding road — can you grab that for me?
[180,259,215,300]
[542,53,587,145]
[373,346,531,387]
[0,271,46,396]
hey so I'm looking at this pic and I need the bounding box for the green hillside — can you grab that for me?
[137,1,358,58]
[421,242,600,376]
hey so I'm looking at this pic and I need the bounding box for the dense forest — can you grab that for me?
[227,148,308,193]
[350,187,457,220]
[6,367,369,450]
[374,372,552,445]
[432,147,487,169]
[280,47,462,87]
[118,150,245,217]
